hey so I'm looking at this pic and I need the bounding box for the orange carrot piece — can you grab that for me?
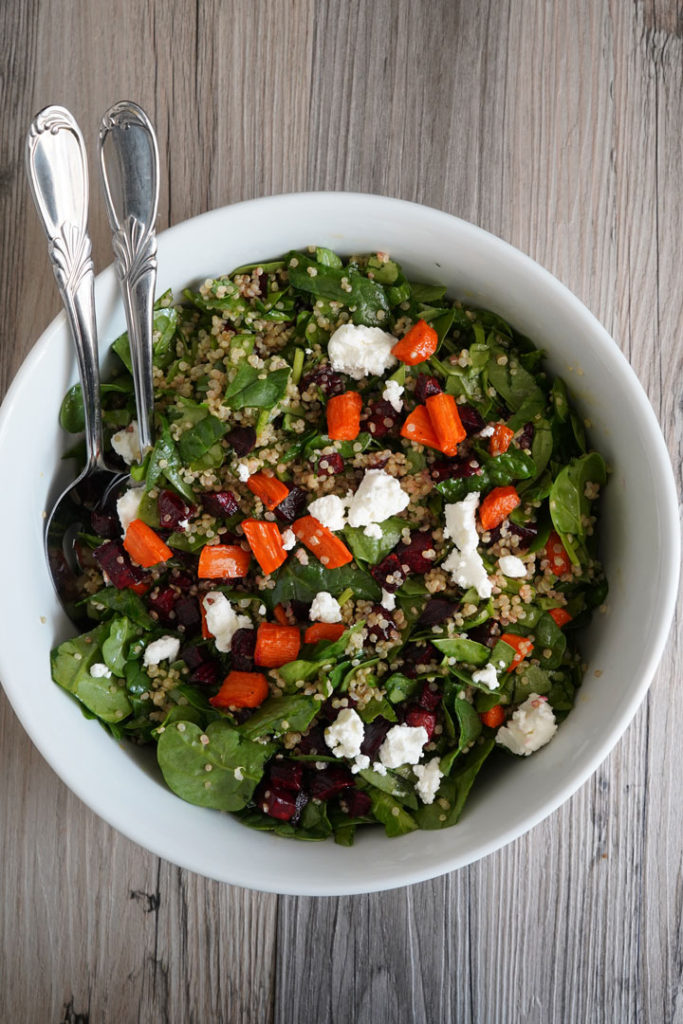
[326,391,362,441]
[291,515,353,569]
[400,404,441,450]
[254,622,301,668]
[489,423,515,457]
[246,472,290,511]
[273,603,290,626]
[241,519,287,574]
[500,633,535,673]
[548,607,572,628]
[209,670,269,709]
[391,319,438,365]
[123,519,173,568]
[425,393,466,456]
[479,485,521,531]
[197,544,251,579]
[545,530,572,577]
[130,580,151,596]
[304,622,346,644]
[480,704,506,728]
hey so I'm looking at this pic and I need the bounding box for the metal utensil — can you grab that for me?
[99,100,160,456]
[26,106,127,628]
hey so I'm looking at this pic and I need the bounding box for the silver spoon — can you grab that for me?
[26,106,127,628]
[99,100,160,457]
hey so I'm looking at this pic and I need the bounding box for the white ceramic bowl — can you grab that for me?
[0,193,678,895]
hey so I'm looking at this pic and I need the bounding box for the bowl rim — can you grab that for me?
[0,190,679,894]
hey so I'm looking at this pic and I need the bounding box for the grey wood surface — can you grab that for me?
[1,0,681,1021]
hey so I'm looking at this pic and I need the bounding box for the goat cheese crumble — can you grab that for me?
[495,693,558,756]
[413,758,444,804]
[378,724,428,769]
[202,593,252,653]
[143,635,181,667]
[324,708,365,760]
[347,469,409,528]
[308,494,347,532]
[498,554,527,578]
[382,379,404,412]
[442,493,492,599]
[309,591,342,623]
[111,420,141,465]
[327,323,397,379]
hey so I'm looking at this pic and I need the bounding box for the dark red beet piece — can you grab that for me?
[274,486,308,523]
[226,426,256,456]
[175,595,202,632]
[90,508,120,539]
[430,456,482,482]
[180,643,207,671]
[370,553,406,593]
[414,374,443,403]
[301,363,345,396]
[517,422,535,450]
[340,789,373,817]
[488,520,538,549]
[359,717,392,758]
[316,452,345,475]
[158,489,195,531]
[307,764,354,801]
[418,681,443,711]
[366,606,398,644]
[467,620,501,648]
[362,399,399,439]
[230,628,256,671]
[257,783,298,821]
[405,707,437,740]
[458,403,486,435]
[402,641,439,678]
[189,661,220,686]
[148,586,178,624]
[170,570,195,591]
[396,531,435,574]
[296,724,327,755]
[93,540,147,589]
[418,598,459,626]
[268,760,304,793]
[202,490,239,519]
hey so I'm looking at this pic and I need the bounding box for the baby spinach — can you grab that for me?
[238,695,319,740]
[271,560,380,604]
[414,738,495,829]
[370,791,419,837]
[433,637,491,666]
[86,588,155,629]
[223,364,291,410]
[177,413,227,463]
[487,347,546,413]
[343,516,406,565]
[145,418,196,505]
[112,306,179,372]
[285,251,390,328]
[549,451,607,564]
[157,719,275,811]
[51,624,133,724]
[60,381,132,434]
[102,616,139,676]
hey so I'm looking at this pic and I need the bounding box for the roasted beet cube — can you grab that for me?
[307,764,354,801]
[457,403,486,435]
[414,374,443,403]
[316,452,345,475]
[202,490,239,519]
[340,788,373,817]
[93,540,148,589]
[274,486,307,524]
[189,661,220,686]
[402,641,439,678]
[362,399,399,439]
[169,570,195,591]
[148,585,178,624]
[396,531,435,574]
[418,598,459,626]
[158,489,195,531]
[488,519,538,550]
[467,620,501,648]
[90,508,120,539]
[301,363,345,396]
[418,681,443,711]
[366,606,399,644]
[405,706,437,740]
[517,422,535,450]
[230,628,256,671]
[175,594,202,632]
[226,426,256,456]
[257,783,298,821]
[360,717,392,758]
[370,553,406,593]
[268,759,304,793]
[180,643,207,671]
[296,724,327,755]
[430,456,482,482]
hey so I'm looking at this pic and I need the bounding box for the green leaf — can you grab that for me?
[237,695,319,740]
[384,672,420,704]
[487,348,546,412]
[157,719,274,811]
[60,381,131,434]
[315,246,343,268]
[369,790,419,837]
[50,624,133,724]
[414,738,495,829]
[286,252,390,328]
[513,664,553,703]
[342,516,406,565]
[223,364,291,410]
[112,307,179,372]
[359,768,417,807]
[549,452,607,564]
[177,413,227,463]
[146,418,196,504]
[271,560,380,605]
[85,588,155,628]
[102,616,138,675]
[432,637,491,666]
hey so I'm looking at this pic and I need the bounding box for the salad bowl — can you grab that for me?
[0,192,678,894]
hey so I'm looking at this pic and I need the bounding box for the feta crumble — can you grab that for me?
[363,522,383,539]
[281,529,296,550]
[381,588,397,611]
[498,554,527,578]
[324,708,364,760]
[327,323,398,380]
[495,693,558,756]
[472,662,500,690]
[413,757,443,804]
[478,425,495,438]
[382,379,404,412]
[89,662,112,679]
[442,493,492,599]
[116,486,144,534]
[202,592,252,653]
[308,494,347,532]
[111,420,141,465]
[143,635,181,667]
[237,463,251,482]
[378,724,428,769]
[347,469,409,528]
[309,591,342,623]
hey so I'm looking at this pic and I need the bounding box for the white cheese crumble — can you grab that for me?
[381,588,397,611]
[478,425,495,438]
[327,323,398,380]
[363,522,383,539]
[413,757,444,804]
[378,724,428,769]
[324,707,365,760]
[237,463,251,482]
[495,693,558,756]
[347,469,409,528]
[382,379,404,412]
[472,662,500,690]
[281,529,296,550]
[111,420,141,464]
[372,761,388,776]
[308,494,347,532]
[202,592,252,653]
[143,635,181,667]
[309,591,342,623]
[116,486,144,535]
[498,554,527,578]
[351,754,371,775]
[89,662,112,679]
[442,493,492,599]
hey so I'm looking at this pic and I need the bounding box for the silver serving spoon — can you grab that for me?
[26,106,127,628]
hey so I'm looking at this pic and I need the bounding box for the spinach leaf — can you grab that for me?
[358,697,397,724]
[286,252,390,328]
[343,516,406,565]
[303,431,372,460]
[277,659,323,687]
[549,452,607,564]
[157,719,274,811]
[432,637,491,666]
[86,588,155,628]
[513,664,553,703]
[369,791,419,837]
[271,560,380,604]
[223,364,290,410]
[315,246,343,268]
[60,381,132,434]
[532,612,567,669]
[410,282,448,304]
[50,624,133,724]
[440,698,482,775]
[479,449,535,486]
[237,695,319,740]
[112,306,179,372]
[102,616,139,675]
[146,418,196,504]
[177,413,227,463]
[384,673,420,704]
[487,347,546,412]
[414,738,495,828]
[359,768,417,807]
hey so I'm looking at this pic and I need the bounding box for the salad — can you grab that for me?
[51,247,607,844]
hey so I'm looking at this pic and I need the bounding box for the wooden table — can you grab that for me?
[1,2,680,1020]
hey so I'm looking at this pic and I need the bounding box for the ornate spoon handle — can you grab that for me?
[25,106,104,470]
[99,101,160,456]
